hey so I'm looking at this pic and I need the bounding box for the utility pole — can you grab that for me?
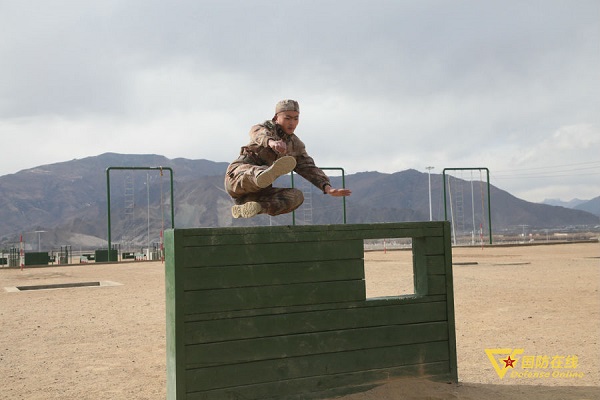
[426,166,434,221]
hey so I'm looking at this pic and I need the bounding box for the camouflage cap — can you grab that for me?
[275,99,300,114]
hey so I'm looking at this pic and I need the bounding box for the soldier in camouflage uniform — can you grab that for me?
[224,99,352,218]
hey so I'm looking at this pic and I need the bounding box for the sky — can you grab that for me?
[1,0,599,203]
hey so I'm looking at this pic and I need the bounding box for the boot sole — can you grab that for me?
[256,156,297,188]
[232,202,262,218]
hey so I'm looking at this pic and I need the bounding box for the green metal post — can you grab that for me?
[443,170,448,228]
[341,169,347,224]
[290,171,295,226]
[486,168,492,245]
[106,169,112,261]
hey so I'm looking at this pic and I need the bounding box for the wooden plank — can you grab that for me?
[185,341,450,393]
[185,322,448,368]
[176,222,445,238]
[412,237,428,295]
[179,223,446,247]
[183,259,364,291]
[424,236,445,255]
[164,229,187,400]
[184,280,366,314]
[427,275,447,295]
[184,294,448,323]
[426,255,446,275]
[186,361,451,400]
[182,240,363,268]
[184,301,448,344]
[442,221,458,381]
[353,226,443,240]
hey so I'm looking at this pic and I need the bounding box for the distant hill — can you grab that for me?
[543,198,587,208]
[574,196,600,217]
[0,153,598,250]
[543,197,600,217]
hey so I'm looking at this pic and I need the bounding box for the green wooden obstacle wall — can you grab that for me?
[164,222,457,400]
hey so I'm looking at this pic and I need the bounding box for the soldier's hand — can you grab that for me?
[325,186,352,197]
[269,140,287,154]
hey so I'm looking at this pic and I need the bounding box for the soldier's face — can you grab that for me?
[275,111,300,135]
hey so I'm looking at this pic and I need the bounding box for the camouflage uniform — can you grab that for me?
[225,119,331,216]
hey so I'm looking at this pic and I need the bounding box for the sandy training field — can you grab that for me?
[1,242,598,400]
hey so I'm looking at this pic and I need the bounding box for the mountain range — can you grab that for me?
[543,197,600,216]
[0,153,598,251]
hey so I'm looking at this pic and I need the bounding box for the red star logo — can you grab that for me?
[503,355,516,368]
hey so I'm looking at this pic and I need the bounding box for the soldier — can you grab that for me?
[224,99,351,218]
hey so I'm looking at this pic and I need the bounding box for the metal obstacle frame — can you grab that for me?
[290,167,347,225]
[106,166,175,262]
[442,167,492,245]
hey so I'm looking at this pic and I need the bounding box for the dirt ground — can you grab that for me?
[1,242,598,400]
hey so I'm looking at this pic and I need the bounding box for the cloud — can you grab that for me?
[1,0,599,202]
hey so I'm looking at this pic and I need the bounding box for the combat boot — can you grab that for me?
[231,201,262,218]
[256,156,296,188]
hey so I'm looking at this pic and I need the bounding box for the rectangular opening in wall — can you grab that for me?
[364,238,414,299]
